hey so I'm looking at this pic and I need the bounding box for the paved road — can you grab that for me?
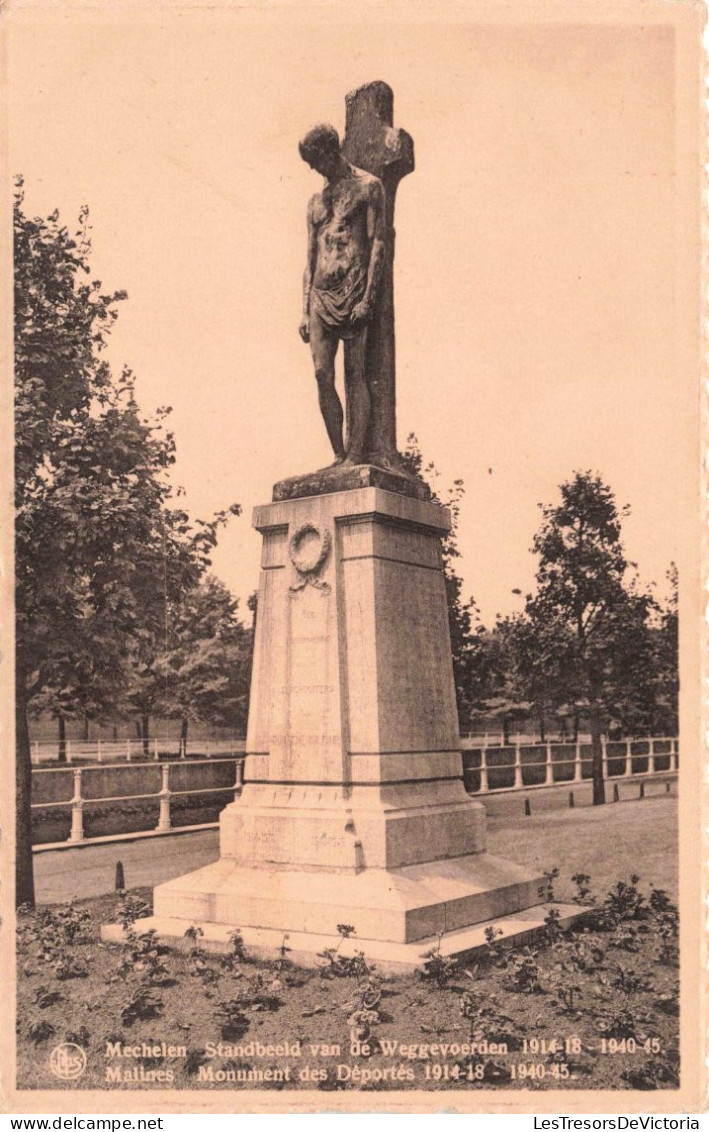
[34,777,676,904]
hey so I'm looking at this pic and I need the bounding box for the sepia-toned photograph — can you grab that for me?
[3,0,705,1115]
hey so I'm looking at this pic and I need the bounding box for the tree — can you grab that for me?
[400,435,484,728]
[646,563,678,736]
[14,182,238,905]
[523,471,656,804]
[155,575,253,751]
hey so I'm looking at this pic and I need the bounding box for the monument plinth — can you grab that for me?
[135,477,571,968]
[103,83,583,968]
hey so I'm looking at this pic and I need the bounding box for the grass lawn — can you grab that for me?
[486,794,678,902]
[17,796,680,1097]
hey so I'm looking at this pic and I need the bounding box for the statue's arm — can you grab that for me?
[299,198,317,342]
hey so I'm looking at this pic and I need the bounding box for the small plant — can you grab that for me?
[546,958,584,1016]
[556,980,583,1015]
[118,929,170,984]
[27,1019,56,1045]
[542,907,564,944]
[120,986,164,1026]
[116,892,152,931]
[571,873,594,904]
[554,935,605,974]
[611,964,653,994]
[275,934,291,972]
[508,947,542,993]
[649,889,679,966]
[214,997,250,1040]
[184,925,220,986]
[482,925,507,967]
[418,933,459,988]
[609,924,644,953]
[52,956,88,981]
[245,969,284,1012]
[621,1059,679,1090]
[346,976,383,1043]
[220,929,246,972]
[20,903,94,973]
[185,1049,209,1077]
[32,984,62,1009]
[65,1026,90,1047]
[459,989,521,1049]
[595,1005,637,1039]
[604,876,648,922]
[543,867,560,902]
[317,924,372,979]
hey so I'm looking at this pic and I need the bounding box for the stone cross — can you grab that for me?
[342,81,414,467]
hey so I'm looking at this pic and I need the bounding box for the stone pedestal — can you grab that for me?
[128,478,557,966]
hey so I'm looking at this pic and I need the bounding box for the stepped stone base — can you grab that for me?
[143,851,546,945]
[102,902,587,974]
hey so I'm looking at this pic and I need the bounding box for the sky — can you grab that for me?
[8,4,697,626]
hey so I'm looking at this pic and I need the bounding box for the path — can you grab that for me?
[34,778,677,904]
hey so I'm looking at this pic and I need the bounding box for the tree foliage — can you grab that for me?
[520,471,658,802]
[401,435,491,727]
[14,181,240,904]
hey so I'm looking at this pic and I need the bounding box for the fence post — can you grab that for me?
[153,738,159,761]
[66,740,73,765]
[545,740,554,786]
[157,764,171,832]
[125,740,132,762]
[573,742,582,782]
[97,739,103,764]
[479,748,489,794]
[514,742,523,789]
[624,739,633,777]
[31,741,40,765]
[648,737,655,775]
[69,769,84,843]
[601,735,608,780]
[670,739,678,773]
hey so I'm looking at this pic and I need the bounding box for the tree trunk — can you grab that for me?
[141,712,150,758]
[590,708,605,806]
[502,715,510,745]
[539,716,546,743]
[134,719,142,739]
[83,717,90,741]
[180,717,189,758]
[16,658,36,909]
[57,714,67,763]
[572,709,580,742]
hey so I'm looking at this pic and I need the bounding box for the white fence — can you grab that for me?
[31,757,245,847]
[29,737,246,765]
[461,736,678,793]
[30,737,678,850]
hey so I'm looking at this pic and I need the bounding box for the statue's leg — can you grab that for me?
[310,314,345,462]
[343,327,370,465]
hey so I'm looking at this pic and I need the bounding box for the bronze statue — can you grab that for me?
[298,83,414,475]
[298,124,385,467]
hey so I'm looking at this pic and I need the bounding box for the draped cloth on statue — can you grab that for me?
[310,265,367,339]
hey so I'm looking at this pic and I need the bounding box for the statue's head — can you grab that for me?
[299,123,341,177]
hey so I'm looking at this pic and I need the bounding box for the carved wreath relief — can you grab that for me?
[288,522,331,595]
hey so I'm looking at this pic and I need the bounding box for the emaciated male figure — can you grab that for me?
[298,124,385,467]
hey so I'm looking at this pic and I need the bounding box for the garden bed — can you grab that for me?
[16,872,679,1094]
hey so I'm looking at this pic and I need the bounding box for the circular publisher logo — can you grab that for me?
[50,1043,87,1081]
